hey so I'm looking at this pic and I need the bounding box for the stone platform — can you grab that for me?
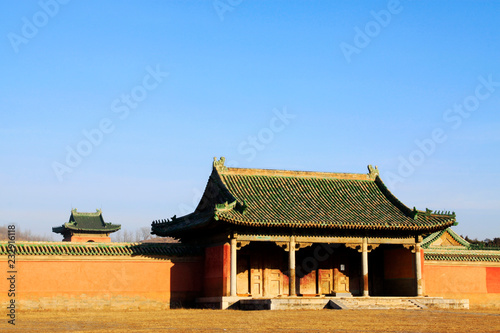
[197,296,469,310]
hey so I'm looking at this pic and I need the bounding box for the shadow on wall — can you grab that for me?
[170,259,204,308]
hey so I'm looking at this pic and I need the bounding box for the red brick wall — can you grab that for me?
[486,267,500,293]
[1,256,203,310]
[424,263,500,307]
[203,244,230,297]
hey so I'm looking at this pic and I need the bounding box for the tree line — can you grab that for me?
[111,227,178,243]
[0,225,55,242]
[463,236,500,249]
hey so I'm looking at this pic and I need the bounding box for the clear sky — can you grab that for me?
[1,1,499,240]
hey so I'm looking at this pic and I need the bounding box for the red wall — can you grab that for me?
[486,267,500,293]
[424,263,500,307]
[1,256,203,309]
[203,244,230,297]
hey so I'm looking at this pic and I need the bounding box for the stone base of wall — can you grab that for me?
[2,292,200,311]
[417,297,469,309]
[426,292,500,309]
[196,296,243,310]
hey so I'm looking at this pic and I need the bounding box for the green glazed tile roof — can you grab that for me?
[421,227,500,262]
[152,157,455,236]
[0,241,201,257]
[424,249,500,262]
[53,209,121,234]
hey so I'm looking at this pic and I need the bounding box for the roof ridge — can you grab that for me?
[223,167,372,180]
[213,157,377,181]
[71,208,102,216]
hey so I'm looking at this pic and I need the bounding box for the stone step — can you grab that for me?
[241,298,331,310]
[220,297,468,310]
[328,298,423,310]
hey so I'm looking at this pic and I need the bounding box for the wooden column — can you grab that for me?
[415,244,423,296]
[362,237,369,297]
[289,236,296,296]
[230,237,237,297]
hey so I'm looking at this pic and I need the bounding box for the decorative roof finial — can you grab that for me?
[367,165,379,179]
[213,156,227,172]
[412,207,418,220]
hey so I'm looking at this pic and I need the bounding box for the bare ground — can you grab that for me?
[4,308,500,332]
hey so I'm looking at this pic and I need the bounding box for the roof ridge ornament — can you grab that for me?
[238,200,248,215]
[421,208,456,218]
[215,199,248,215]
[367,165,379,179]
[412,207,419,220]
[215,200,237,212]
[213,156,228,172]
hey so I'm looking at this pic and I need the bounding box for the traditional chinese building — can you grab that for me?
[53,209,121,242]
[151,157,457,304]
[1,158,498,311]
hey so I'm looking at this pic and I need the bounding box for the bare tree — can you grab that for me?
[139,227,151,241]
[110,227,179,243]
[0,225,55,242]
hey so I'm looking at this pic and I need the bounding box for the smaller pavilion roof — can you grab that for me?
[421,227,470,249]
[422,228,500,263]
[52,209,121,234]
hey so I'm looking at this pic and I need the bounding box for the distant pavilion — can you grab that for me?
[53,209,121,242]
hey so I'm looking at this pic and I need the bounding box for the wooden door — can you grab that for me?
[237,255,250,295]
[267,269,283,296]
[250,257,263,297]
[333,267,350,293]
[263,252,284,297]
[318,269,333,295]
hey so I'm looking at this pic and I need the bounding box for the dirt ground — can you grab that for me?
[4,308,500,332]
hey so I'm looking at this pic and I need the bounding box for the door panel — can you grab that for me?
[318,269,333,295]
[333,268,350,293]
[250,257,263,297]
[268,271,282,296]
[237,255,250,295]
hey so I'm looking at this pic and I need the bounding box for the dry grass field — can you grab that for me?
[5,308,500,332]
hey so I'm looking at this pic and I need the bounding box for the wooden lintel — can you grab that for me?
[234,234,416,246]
[296,236,364,244]
[237,235,289,242]
[367,237,415,245]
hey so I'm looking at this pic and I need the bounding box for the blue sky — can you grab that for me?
[1,0,499,240]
